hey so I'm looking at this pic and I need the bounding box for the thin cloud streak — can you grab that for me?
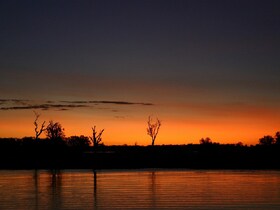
[61,100,154,106]
[0,99,154,111]
[0,104,88,111]
[0,99,29,105]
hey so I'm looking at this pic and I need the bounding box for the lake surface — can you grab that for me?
[0,169,280,209]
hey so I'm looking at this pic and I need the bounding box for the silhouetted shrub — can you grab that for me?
[67,135,91,148]
[45,121,65,142]
[259,135,275,145]
[275,132,280,145]
[200,137,212,144]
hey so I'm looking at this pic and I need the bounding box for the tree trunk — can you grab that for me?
[152,138,155,146]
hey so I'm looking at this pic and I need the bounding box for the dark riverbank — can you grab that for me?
[0,139,279,169]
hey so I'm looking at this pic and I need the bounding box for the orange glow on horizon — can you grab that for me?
[0,100,279,146]
[0,111,279,146]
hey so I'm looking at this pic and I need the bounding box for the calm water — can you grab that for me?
[0,169,280,209]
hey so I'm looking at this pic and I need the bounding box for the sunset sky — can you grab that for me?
[1,0,280,145]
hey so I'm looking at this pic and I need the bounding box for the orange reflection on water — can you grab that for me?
[0,170,280,209]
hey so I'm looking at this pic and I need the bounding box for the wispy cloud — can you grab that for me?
[0,99,30,105]
[0,104,88,111]
[0,99,154,111]
[61,100,154,106]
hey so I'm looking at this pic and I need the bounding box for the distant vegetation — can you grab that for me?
[259,132,280,145]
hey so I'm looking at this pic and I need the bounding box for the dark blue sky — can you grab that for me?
[1,0,280,143]
[1,0,279,100]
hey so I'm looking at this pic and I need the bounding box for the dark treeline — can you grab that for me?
[0,135,280,170]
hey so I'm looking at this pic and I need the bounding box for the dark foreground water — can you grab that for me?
[0,169,280,209]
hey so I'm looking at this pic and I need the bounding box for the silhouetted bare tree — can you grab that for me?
[33,111,46,140]
[259,135,275,145]
[147,116,161,146]
[90,126,104,148]
[45,121,65,141]
[200,137,212,144]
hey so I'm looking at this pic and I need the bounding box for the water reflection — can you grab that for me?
[0,170,280,209]
[93,170,97,208]
[50,169,62,210]
[150,171,156,208]
[33,170,39,210]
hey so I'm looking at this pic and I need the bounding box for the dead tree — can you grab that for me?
[90,126,104,148]
[147,116,161,146]
[33,111,46,140]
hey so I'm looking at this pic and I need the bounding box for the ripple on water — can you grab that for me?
[0,169,280,209]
